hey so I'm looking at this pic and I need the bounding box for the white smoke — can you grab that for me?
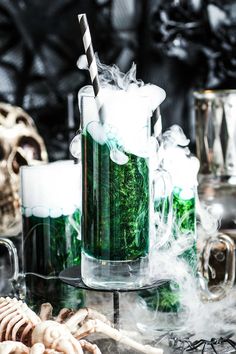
[97,59,143,91]
[77,56,165,165]
[77,57,236,347]
[78,54,143,91]
[135,125,236,343]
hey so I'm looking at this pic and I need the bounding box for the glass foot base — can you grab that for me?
[137,311,187,334]
[81,251,149,290]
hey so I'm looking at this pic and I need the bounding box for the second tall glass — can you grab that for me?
[20,160,83,310]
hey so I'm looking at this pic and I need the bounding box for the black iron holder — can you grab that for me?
[59,265,165,329]
[59,267,236,353]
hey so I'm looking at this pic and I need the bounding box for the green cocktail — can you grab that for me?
[172,187,197,271]
[141,186,197,315]
[82,133,149,262]
[22,210,81,275]
[79,84,166,289]
[20,162,83,311]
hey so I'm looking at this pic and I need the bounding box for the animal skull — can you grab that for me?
[0,103,48,236]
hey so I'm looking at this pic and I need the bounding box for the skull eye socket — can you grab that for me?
[0,145,4,160]
[12,151,28,174]
[16,116,30,126]
[0,108,8,117]
[18,136,42,161]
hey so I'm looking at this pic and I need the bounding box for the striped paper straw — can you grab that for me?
[78,13,105,124]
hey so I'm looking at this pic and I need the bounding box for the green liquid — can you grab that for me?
[141,187,196,313]
[82,133,149,261]
[22,209,83,311]
[172,187,197,272]
[22,209,81,274]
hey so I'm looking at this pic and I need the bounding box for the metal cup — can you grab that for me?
[194,89,236,295]
[194,89,236,177]
[194,89,236,233]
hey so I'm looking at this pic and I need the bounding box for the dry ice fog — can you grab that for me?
[80,59,236,342]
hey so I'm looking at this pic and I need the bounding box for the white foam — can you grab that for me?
[162,147,200,189]
[32,206,49,218]
[20,160,81,218]
[49,208,63,218]
[158,126,200,191]
[79,84,166,157]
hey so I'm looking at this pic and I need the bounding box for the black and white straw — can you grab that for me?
[78,13,105,124]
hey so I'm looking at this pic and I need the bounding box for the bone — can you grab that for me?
[31,321,84,354]
[5,314,22,340]
[80,339,102,354]
[65,308,111,332]
[0,298,164,354]
[20,323,34,344]
[29,343,45,354]
[12,318,28,341]
[55,308,75,323]
[74,319,163,354]
[0,297,18,311]
[0,340,29,354]
[0,310,20,341]
[0,101,48,236]
[0,303,18,318]
[39,303,53,321]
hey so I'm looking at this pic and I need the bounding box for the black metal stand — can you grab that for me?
[59,265,165,329]
[113,291,120,328]
[59,266,236,354]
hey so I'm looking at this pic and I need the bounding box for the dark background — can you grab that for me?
[0,0,236,160]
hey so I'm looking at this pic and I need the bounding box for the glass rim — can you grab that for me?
[193,89,236,99]
[20,160,78,172]
[78,85,94,97]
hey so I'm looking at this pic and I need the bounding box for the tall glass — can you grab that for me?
[80,85,165,289]
[20,160,83,310]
